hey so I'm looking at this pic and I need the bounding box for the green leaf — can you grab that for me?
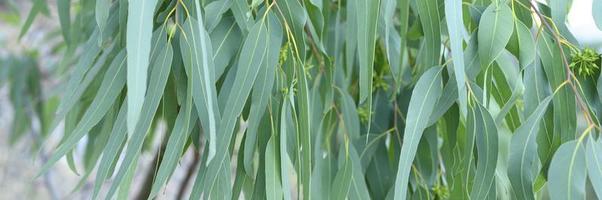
[182,0,221,162]
[205,0,233,32]
[330,149,353,200]
[265,135,283,200]
[126,0,159,135]
[91,101,127,200]
[586,137,602,199]
[550,0,578,44]
[356,0,380,104]
[19,0,49,39]
[243,12,283,175]
[445,0,468,116]
[508,96,553,200]
[415,0,441,70]
[514,21,536,66]
[201,15,270,199]
[594,0,602,30]
[210,17,242,79]
[478,3,514,67]
[57,0,71,44]
[37,50,127,177]
[393,67,443,200]
[148,81,197,199]
[548,140,587,200]
[52,32,103,129]
[537,33,576,143]
[469,102,498,199]
[96,0,110,34]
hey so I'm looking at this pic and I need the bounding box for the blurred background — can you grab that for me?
[0,0,600,199]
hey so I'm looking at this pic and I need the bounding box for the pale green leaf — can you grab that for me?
[469,102,498,199]
[478,3,514,67]
[594,0,602,29]
[445,0,468,116]
[38,51,127,177]
[508,96,553,200]
[586,137,602,199]
[126,0,159,135]
[548,140,587,200]
[393,67,443,200]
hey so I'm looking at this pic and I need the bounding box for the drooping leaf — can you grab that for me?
[508,96,553,200]
[243,12,283,175]
[180,6,221,162]
[469,102,498,199]
[594,0,602,30]
[393,67,443,200]
[38,51,127,177]
[548,140,587,200]
[586,137,602,199]
[478,3,514,67]
[200,15,270,200]
[445,0,468,116]
[126,0,159,135]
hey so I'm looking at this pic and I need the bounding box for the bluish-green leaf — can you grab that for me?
[586,137,602,199]
[180,9,221,162]
[126,0,159,135]
[478,3,514,67]
[594,0,602,30]
[243,12,283,175]
[508,96,553,200]
[445,0,468,116]
[201,16,270,200]
[57,0,71,44]
[469,102,498,199]
[415,0,441,70]
[37,51,127,177]
[548,140,587,200]
[393,67,443,200]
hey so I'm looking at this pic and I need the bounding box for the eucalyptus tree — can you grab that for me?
[15,0,602,199]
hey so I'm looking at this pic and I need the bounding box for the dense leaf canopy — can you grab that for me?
[7,0,602,199]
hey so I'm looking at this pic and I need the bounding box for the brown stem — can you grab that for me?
[135,144,166,200]
[176,151,200,200]
[528,1,597,128]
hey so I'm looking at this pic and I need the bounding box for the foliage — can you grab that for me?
[13,0,602,199]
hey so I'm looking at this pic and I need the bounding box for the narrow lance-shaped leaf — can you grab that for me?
[37,51,127,177]
[550,0,579,44]
[52,31,103,129]
[356,0,380,145]
[470,102,498,199]
[243,12,283,175]
[201,16,270,199]
[19,0,50,39]
[393,67,443,200]
[91,101,127,200]
[586,137,602,199]
[57,0,71,44]
[265,134,283,200]
[105,41,177,199]
[445,0,468,116]
[148,79,198,199]
[126,0,159,134]
[594,0,602,30]
[508,96,553,200]
[122,40,175,199]
[538,33,576,143]
[295,30,313,200]
[330,147,353,200]
[415,0,441,70]
[548,140,587,200]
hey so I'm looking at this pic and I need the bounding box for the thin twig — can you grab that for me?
[528,1,598,129]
